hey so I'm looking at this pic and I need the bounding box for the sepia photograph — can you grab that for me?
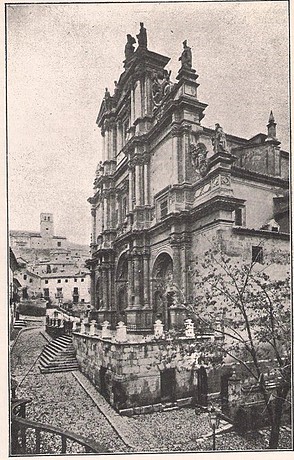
[7,0,291,455]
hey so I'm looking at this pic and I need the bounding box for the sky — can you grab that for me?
[7,1,290,245]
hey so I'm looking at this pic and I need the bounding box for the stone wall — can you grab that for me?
[72,331,223,410]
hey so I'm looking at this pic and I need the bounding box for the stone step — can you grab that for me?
[39,335,78,374]
[40,365,79,374]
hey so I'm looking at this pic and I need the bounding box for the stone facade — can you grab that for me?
[87,25,289,331]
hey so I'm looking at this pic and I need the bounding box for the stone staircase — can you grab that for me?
[39,335,79,374]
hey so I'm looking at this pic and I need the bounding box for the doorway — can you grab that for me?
[160,368,176,402]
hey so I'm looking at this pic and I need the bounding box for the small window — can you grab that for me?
[73,287,79,294]
[252,246,263,263]
[81,278,84,282]
[272,226,279,232]
[160,200,168,219]
[235,208,243,226]
[74,278,77,282]
[29,278,32,283]
[65,279,68,283]
[45,280,48,284]
[81,299,85,303]
[57,279,61,283]
[23,275,27,280]
[48,216,50,221]
[57,242,61,247]
[46,228,48,230]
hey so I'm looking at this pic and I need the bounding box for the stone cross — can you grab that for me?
[154,319,164,339]
[184,319,195,338]
[89,320,96,336]
[101,320,111,339]
[116,321,127,342]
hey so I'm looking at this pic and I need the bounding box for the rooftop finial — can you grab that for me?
[268,110,275,124]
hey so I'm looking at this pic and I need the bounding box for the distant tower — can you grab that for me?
[40,213,54,238]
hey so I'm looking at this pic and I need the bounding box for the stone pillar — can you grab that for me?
[101,320,111,339]
[171,130,179,184]
[117,121,123,153]
[104,128,110,161]
[102,267,109,310]
[133,255,141,306]
[129,167,134,212]
[102,132,106,162]
[135,164,140,206]
[116,321,127,342]
[91,208,96,244]
[154,319,164,339]
[103,195,107,230]
[143,162,149,205]
[143,254,149,306]
[127,257,133,307]
[89,320,96,336]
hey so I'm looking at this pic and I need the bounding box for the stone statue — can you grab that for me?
[179,40,192,69]
[137,22,147,48]
[104,87,111,110]
[125,34,136,60]
[212,123,228,154]
[189,142,208,177]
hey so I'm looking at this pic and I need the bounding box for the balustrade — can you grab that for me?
[11,399,104,454]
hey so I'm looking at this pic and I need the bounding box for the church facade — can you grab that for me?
[87,24,289,332]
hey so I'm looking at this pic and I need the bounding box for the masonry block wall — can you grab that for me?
[72,332,225,409]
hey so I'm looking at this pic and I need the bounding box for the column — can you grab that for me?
[135,164,140,206]
[127,256,133,307]
[91,208,97,244]
[102,266,109,309]
[172,243,182,290]
[143,254,149,306]
[172,131,179,184]
[102,132,106,162]
[133,255,141,306]
[103,195,108,230]
[104,129,110,160]
[108,127,113,160]
[128,168,133,211]
[117,121,123,153]
[143,162,149,205]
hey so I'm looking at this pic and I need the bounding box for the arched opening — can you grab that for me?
[116,254,128,322]
[152,253,174,328]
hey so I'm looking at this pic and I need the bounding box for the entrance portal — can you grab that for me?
[160,368,176,402]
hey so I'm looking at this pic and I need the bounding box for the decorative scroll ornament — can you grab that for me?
[152,70,173,107]
[189,142,208,177]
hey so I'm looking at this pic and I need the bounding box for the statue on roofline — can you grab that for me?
[179,40,192,70]
[212,123,228,154]
[125,34,136,60]
[137,22,147,49]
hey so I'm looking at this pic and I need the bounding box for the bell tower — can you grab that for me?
[40,213,54,238]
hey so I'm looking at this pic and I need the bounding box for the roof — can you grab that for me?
[10,230,41,238]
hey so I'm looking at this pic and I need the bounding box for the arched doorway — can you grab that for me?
[152,253,174,328]
[116,254,128,323]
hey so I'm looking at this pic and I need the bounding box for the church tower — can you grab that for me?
[40,213,54,239]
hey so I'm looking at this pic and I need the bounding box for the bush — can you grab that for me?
[18,301,46,317]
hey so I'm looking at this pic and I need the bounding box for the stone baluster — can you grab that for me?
[89,320,96,336]
[154,319,164,339]
[116,321,127,342]
[101,320,111,339]
[72,320,77,331]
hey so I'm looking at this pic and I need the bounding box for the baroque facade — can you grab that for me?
[88,24,289,332]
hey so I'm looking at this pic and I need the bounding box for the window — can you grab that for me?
[56,287,63,298]
[23,275,27,280]
[73,287,79,294]
[45,280,48,284]
[29,278,32,283]
[57,279,61,283]
[46,228,48,230]
[81,278,84,282]
[81,299,85,303]
[160,200,168,219]
[65,279,68,283]
[43,288,49,298]
[74,278,77,282]
[57,242,61,247]
[48,216,50,221]
[234,208,243,226]
[252,246,263,263]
